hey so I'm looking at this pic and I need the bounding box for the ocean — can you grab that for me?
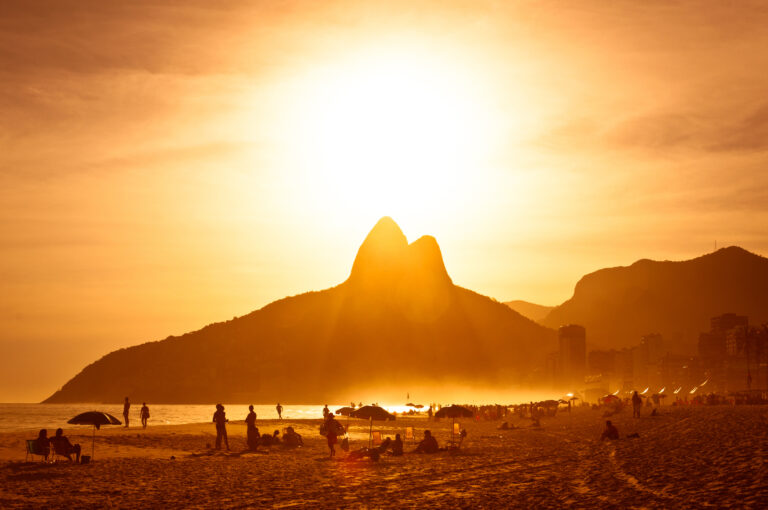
[0,403,354,432]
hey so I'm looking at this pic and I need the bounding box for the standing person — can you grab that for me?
[123,397,131,428]
[245,405,259,451]
[427,405,433,421]
[213,404,229,451]
[324,413,342,459]
[322,404,330,419]
[632,391,642,418]
[140,403,150,429]
[276,402,283,420]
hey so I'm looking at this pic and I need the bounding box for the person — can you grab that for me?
[140,403,150,429]
[427,406,433,421]
[272,430,281,444]
[245,405,258,451]
[601,420,619,441]
[391,433,403,456]
[50,428,81,463]
[324,414,343,458]
[283,426,304,448]
[35,429,50,461]
[322,404,330,419]
[414,430,439,454]
[632,391,642,418]
[213,404,229,451]
[123,397,131,428]
[276,402,283,420]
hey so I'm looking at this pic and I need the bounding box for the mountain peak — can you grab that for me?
[348,218,451,288]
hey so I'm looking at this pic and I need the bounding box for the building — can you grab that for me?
[558,324,586,391]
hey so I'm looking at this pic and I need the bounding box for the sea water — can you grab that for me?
[0,403,338,432]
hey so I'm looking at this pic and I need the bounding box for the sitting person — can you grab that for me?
[272,430,281,444]
[347,437,392,462]
[50,428,81,463]
[413,430,439,454]
[35,429,50,460]
[601,420,619,441]
[283,426,304,448]
[391,433,403,456]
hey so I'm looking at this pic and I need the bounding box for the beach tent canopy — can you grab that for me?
[335,406,356,416]
[434,405,473,419]
[350,405,395,421]
[67,411,122,430]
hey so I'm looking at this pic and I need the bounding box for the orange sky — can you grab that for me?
[2,0,768,401]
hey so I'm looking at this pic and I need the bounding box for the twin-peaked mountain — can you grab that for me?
[45,217,556,404]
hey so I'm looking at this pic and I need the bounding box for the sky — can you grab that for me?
[2,0,768,401]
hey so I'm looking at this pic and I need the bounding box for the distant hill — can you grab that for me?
[45,217,557,404]
[541,246,768,350]
[504,301,554,322]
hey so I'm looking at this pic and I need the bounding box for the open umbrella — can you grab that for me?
[67,411,122,460]
[350,405,395,447]
[434,405,473,445]
[335,406,356,416]
[405,403,424,409]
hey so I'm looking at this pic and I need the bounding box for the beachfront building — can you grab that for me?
[558,324,586,392]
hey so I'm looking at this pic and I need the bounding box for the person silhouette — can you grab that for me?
[246,405,258,451]
[276,402,283,420]
[324,414,342,459]
[632,391,642,418]
[123,397,131,428]
[323,404,330,419]
[140,403,150,429]
[601,420,619,440]
[213,404,229,451]
[51,428,81,463]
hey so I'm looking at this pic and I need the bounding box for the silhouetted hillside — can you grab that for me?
[541,246,768,349]
[45,217,556,404]
[504,301,554,322]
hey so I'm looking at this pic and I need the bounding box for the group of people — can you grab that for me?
[34,428,82,463]
[122,397,150,429]
[213,404,304,452]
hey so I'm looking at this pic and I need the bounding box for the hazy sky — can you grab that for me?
[2,0,768,401]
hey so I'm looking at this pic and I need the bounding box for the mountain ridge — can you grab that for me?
[45,218,556,404]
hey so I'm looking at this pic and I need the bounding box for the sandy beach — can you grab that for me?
[1,405,767,508]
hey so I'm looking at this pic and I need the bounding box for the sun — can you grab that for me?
[280,44,497,229]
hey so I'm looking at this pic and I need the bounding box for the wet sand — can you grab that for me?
[1,406,767,508]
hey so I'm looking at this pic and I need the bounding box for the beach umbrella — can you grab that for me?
[335,406,356,416]
[67,411,122,460]
[350,405,395,447]
[405,403,424,408]
[434,405,473,445]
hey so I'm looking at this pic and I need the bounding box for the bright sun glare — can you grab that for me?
[284,46,495,227]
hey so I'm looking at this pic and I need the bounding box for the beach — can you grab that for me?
[1,406,767,508]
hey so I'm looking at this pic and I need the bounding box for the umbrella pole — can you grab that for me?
[92,426,96,460]
[369,417,373,449]
[452,417,455,446]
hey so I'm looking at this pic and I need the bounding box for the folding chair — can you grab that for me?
[405,426,415,444]
[25,440,49,463]
[372,431,382,446]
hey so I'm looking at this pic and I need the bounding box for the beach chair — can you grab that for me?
[372,431,382,446]
[25,440,49,463]
[405,426,415,444]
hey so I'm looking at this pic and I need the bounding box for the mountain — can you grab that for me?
[504,301,554,322]
[541,246,768,350]
[45,217,556,404]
